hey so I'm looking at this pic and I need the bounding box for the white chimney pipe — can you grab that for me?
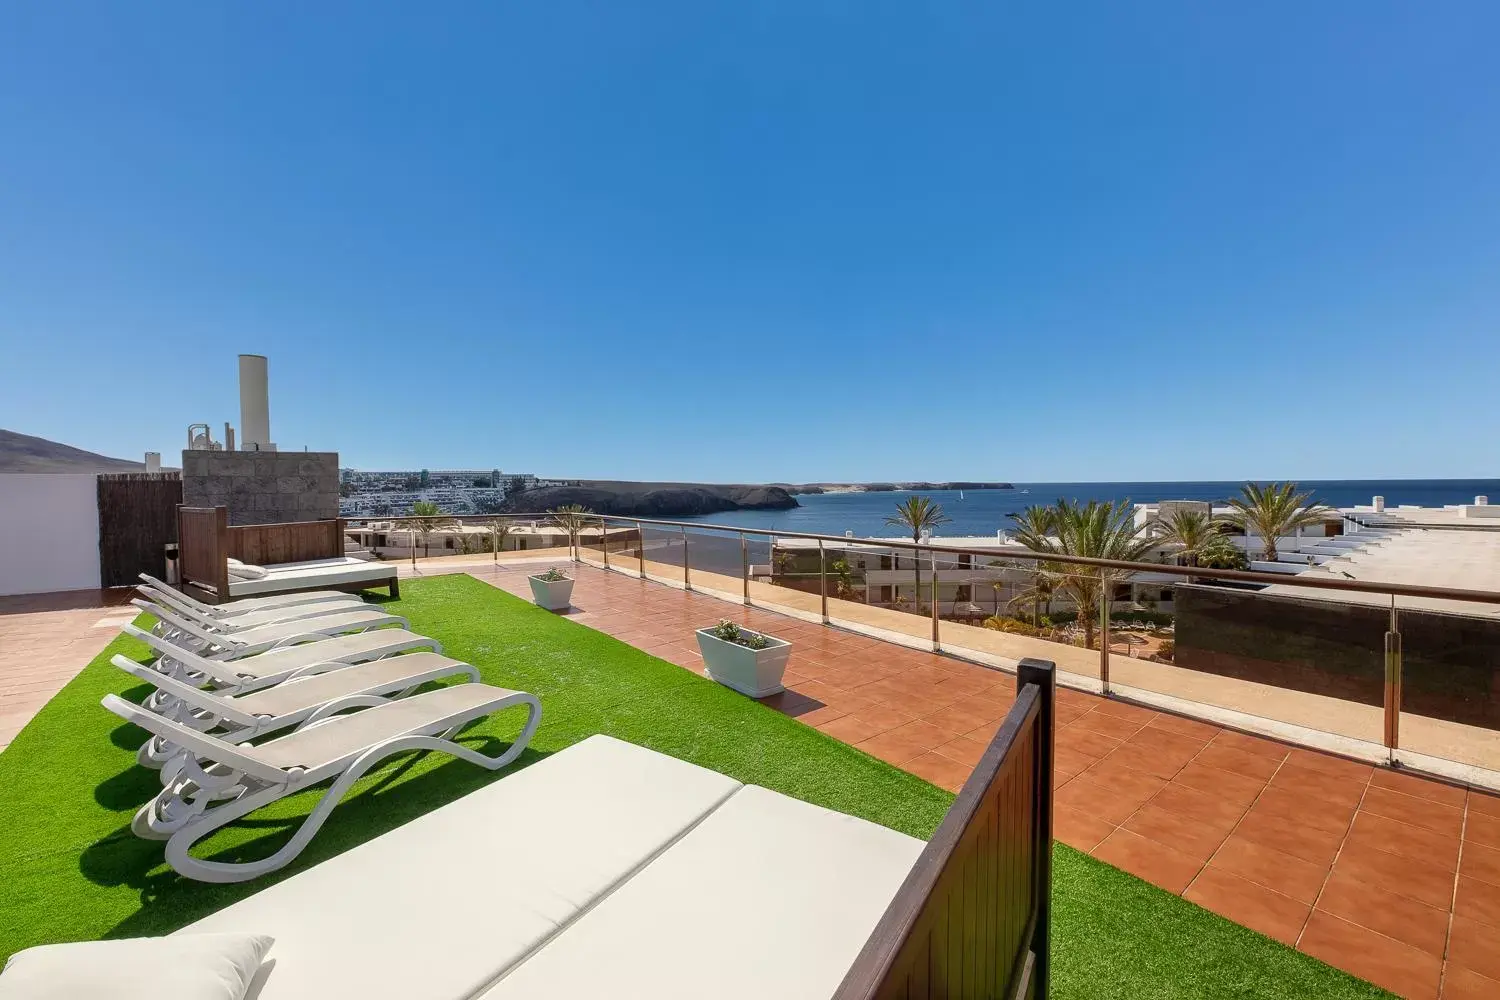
[238,354,273,451]
[144,452,161,473]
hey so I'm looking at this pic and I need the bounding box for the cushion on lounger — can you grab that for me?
[478,785,924,1000]
[0,934,272,1000]
[178,736,742,1000]
[227,560,270,580]
[227,558,395,597]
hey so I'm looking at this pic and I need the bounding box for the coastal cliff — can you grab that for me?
[781,481,1013,494]
[501,481,799,517]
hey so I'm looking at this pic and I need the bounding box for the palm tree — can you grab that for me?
[548,504,594,561]
[415,501,458,559]
[1003,572,1056,626]
[1012,498,1158,650]
[1224,482,1333,563]
[392,501,452,564]
[885,496,950,611]
[1197,532,1249,571]
[1007,505,1059,625]
[1155,508,1223,567]
[488,518,512,562]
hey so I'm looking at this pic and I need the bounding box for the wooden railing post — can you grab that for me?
[1017,657,1056,999]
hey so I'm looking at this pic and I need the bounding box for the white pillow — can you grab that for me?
[227,562,269,580]
[0,933,273,999]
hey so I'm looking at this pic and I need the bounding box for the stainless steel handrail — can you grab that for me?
[345,511,1500,606]
[345,507,1500,761]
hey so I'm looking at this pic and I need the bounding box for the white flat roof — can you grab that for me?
[1262,526,1500,619]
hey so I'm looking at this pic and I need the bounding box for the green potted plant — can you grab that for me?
[694,619,792,698]
[528,565,575,611]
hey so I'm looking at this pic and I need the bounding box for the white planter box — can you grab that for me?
[694,626,792,698]
[528,575,575,611]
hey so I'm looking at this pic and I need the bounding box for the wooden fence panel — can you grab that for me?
[178,506,229,599]
[228,519,344,566]
[835,659,1055,1000]
[96,473,183,588]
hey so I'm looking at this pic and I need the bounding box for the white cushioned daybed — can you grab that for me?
[227,558,398,599]
[179,735,924,1000]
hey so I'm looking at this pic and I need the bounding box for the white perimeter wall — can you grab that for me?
[0,474,101,596]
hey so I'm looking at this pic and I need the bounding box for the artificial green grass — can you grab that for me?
[0,575,1389,998]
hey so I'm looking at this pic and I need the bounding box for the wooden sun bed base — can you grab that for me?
[177,506,399,604]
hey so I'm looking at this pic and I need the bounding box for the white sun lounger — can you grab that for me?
[114,651,481,767]
[139,574,366,617]
[135,599,408,658]
[138,583,367,630]
[104,683,541,883]
[122,623,442,694]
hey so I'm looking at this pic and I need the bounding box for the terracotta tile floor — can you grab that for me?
[472,561,1500,1000]
[0,589,137,750]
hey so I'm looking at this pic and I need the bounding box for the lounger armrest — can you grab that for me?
[138,584,219,627]
[283,659,362,683]
[133,600,234,649]
[266,632,339,650]
[123,624,254,688]
[139,573,214,616]
[134,594,232,634]
[298,693,395,729]
[101,694,290,785]
[111,655,262,728]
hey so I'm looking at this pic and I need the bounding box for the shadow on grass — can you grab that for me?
[107,717,150,752]
[84,735,550,939]
[94,762,163,812]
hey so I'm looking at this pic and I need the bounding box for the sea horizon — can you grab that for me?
[681,478,1500,538]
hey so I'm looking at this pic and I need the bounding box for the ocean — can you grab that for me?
[680,480,1500,538]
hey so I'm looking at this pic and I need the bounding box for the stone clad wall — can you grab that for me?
[181,450,339,526]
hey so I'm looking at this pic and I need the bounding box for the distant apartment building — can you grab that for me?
[338,468,572,517]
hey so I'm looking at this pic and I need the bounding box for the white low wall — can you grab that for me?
[0,474,101,596]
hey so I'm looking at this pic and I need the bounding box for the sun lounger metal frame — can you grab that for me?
[122,623,442,694]
[134,599,409,658]
[112,651,481,767]
[139,573,362,619]
[104,685,542,883]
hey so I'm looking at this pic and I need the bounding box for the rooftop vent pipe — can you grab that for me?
[238,354,274,452]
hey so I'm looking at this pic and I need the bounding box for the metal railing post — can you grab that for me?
[1384,595,1402,762]
[682,525,691,590]
[600,515,610,569]
[819,539,829,623]
[931,549,941,651]
[637,520,646,578]
[491,522,499,563]
[741,532,750,605]
[1098,588,1111,694]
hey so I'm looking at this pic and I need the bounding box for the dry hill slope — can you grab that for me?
[0,429,146,473]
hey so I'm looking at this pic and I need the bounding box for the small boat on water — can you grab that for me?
[1019,488,1030,494]
[959,490,965,500]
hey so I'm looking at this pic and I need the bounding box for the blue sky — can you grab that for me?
[1,3,1496,483]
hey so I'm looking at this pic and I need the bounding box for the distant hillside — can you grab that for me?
[501,480,799,517]
[0,429,147,473]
